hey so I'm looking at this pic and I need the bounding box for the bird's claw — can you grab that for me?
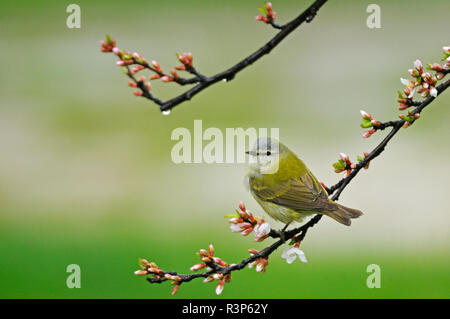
[276,229,287,243]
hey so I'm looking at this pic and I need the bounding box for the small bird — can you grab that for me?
[246,137,362,232]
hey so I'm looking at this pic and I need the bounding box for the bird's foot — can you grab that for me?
[275,229,287,243]
[277,222,291,243]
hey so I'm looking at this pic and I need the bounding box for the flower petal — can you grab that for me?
[286,255,296,264]
[281,248,289,259]
[296,249,308,263]
[400,78,410,86]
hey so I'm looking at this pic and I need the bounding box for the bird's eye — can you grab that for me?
[266,151,271,156]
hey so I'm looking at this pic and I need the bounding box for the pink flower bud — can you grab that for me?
[256,258,268,273]
[371,120,381,127]
[215,280,224,295]
[128,81,137,87]
[150,74,161,80]
[212,273,223,280]
[213,257,227,267]
[133,90,143,96]
[198,249,208,257]
[414,59,422,70]
[429,63,444,72]
[161,76,174,82]
[241,227,254,236]
[208,244,215,257]
[362,129,376,138]
[201,256,211,263]
[398,103,409,110]
[171,284,180,295]
[203,276,214,283]
[190,263,206,271]
[229,217,243,224]
[239,201,246,212]
[132,52,142,59]
[140,259,150,267]
[148,267,161,274]
[151,60,162,72]
[360,110,373,120]
[134,270,148,276]
[339,152,349,162]
[177,53,193,66]
[170,69,179,78]
[255,15,269,23]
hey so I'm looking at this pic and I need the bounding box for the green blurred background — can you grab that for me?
[0,0,449,298]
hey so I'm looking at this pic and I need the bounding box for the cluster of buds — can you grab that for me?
[100,35,199,97]
[356,152,371,169]
[226,202,271,241]
[440,46,450,69]
[192,245,233,295]
[333,152,371,175]
[134,259,183,295]
[360,110,381,138]
[398,57,443,110]
[391,47,448,130]
[426,46,450,80]
[191,244,229,271]
[399,110,420,128]
[203,272,232,295]
[159,53,195,81]
[165,273,183,295]
[255,2,276,24]
[332,153,355,176]
[175,52,193,71]
[134,258,164,277]
[248,249,269,273]
[100,35,116,52]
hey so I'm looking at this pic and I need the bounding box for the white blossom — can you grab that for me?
[256,263,264,272]
[400,78,410,86]
[281,247,308,264]
[230,223,246,232]
[216,281,224,295]
[414,59,422,69]
[430,87,438,97]
[254,222,271,237]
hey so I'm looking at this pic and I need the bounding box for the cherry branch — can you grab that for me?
[134,47,449,296]
[100,0,328,113]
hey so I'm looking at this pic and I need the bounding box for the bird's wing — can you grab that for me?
[250,171,335,212]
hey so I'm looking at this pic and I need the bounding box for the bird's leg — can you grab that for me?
[278,222,292,242]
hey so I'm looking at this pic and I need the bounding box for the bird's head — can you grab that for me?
[246,137,286,175]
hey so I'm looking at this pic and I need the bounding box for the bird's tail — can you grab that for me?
[324,203,363,226]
